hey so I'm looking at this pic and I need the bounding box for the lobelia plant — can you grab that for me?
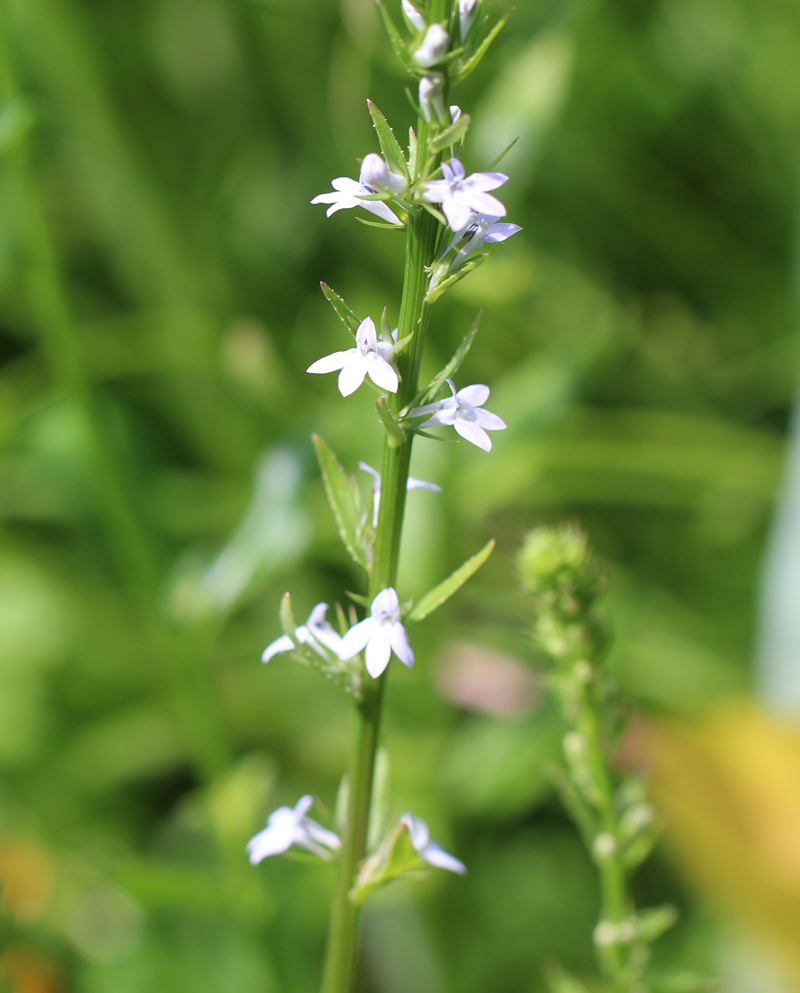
[518,526,712,993]
[247,2,520,991]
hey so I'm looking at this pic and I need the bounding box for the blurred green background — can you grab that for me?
[0,0,799,989]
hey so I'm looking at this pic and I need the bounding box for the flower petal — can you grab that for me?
[484,222,522,243]
[261,634,295,663]
[401,813,430,850]
[365,625,392,678]
[454,419,493,451]
[356,317,378,349]
[456,383,489,406]
[448,159,466,181]
[307,350,351,374]
[463,191,507,217]
[311,192,345,205]
[326,198,359,217]
[465,170,508,191]
[331,177,363,194]
[366,355,399,393]
[246,809,296,862]
[421,179,449,204]
[363,200,404,224]
[443,198,474,233]
[420,841,467,874]
[294,795,315,816]
[303,817,341,851]
[389,622,415,668]
[407,477,442,493]
[339,617,374,660]
[371,587,400,617]
[474,408,507,431]
[338,357,368,396]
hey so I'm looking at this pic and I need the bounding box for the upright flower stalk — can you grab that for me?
[518,527,678,993]
[252,5,519,992]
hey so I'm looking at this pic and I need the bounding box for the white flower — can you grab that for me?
[401,813,467,874]
[458,0,480,40]
[338,587,414,678]
[410,379,506,452]
[402,0,426,32]
[359,461,442,527]
[419,73,446,124]
[443,212,522,267]
[261,602,342,663]
[358,153,407,196]
[311,155,404,225]
[414,23,449,67]
[307,316,398,397]
[422,158,508,232]
[247,795,341,863]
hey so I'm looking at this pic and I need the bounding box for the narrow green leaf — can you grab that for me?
[407,538,495,621]
[635,905,678,944]
[355,215,406,230]
[429,113,471,154]
[425,243,502,303]
[279,591,297,641]
[312,435,369,570]
[418,200,447,225]
[320,283,361,333]
[452,8,513,85]
[408,126,418,176]
[367,100,409,179]
[350,821,422,905]
[345,590,372,608]
[486,135,520,171]
[376,397,407,447]
[376,0,411,65]
[408,311,481,409]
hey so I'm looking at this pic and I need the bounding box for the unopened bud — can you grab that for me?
[593,921,617,948]
[458,0,480,41]
[450,105,462,124]
[592,832,616,861]
[414,23,449,67]
[359,154,406,196]
[402,0,426,32]
[419,74,446,124]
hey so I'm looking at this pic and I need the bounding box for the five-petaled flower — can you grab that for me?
[359,461,441,527]
[410,379,506,452]
[422,158,508,233]
[401,813,467,874]
[443,212,522,268]
[247,795,341,863]
[311,154,405,225]
[339,588,414,678]
[307,316,398,397]
[261,602,342,664]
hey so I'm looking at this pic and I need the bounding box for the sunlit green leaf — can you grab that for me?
[376,397,407,447]
[429,113,471,154]
[350,820,422,905]
[453,9,513,85]
[367,100,409,180]
[406,538,494,621]
[407,312,481,410]
[320,283,361,333]
[312,435,369,570]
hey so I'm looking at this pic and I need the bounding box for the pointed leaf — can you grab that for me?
[355,216,406,230]
[635,905,678,944]
[320,283,361,333]
[376,397,407,447]
[452,9,513,85]
[429,113,471,154]
[376,0,412,65]
[312,435,369,570]
[407,538,494,621]
[350,821,422,905]
[486,135,520,171]
[407,312,481,410]
[367,100,409,180]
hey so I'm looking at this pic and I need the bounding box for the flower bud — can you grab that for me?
[418,73,446,124]
[414,23,449,67]
[359,154,407,196]
[401,0,426,33]
[459,0,480,41]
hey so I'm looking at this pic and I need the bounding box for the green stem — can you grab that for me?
[582,704,630,990]
[320,119,440,993]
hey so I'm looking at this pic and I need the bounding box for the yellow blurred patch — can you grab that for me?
[646,701,800,984]
[0,947,61,993]
[0,839,54,923]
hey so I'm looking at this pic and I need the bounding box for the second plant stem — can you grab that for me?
[320,139,440,993]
